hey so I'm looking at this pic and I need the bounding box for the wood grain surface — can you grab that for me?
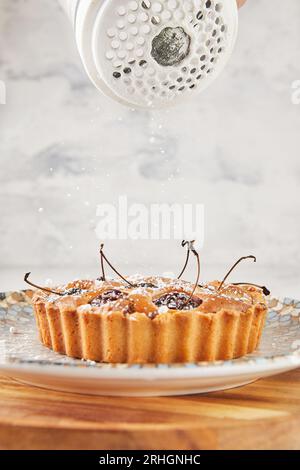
[0,369,299,450]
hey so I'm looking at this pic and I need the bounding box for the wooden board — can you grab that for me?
[0,369,299,450]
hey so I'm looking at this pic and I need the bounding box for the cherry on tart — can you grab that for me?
[154,292,202,311]
[25,242,269,364]
[90,289,126,306]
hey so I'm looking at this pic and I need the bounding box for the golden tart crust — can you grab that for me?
[31,277,268,364]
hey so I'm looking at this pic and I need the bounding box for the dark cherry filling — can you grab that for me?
[123,301,135,315]
[154,292,202,311]
[90,289,125,307]
[136,281,158,288]
[62,287,83,296]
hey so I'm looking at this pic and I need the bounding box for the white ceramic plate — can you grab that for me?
[0,290,299,397]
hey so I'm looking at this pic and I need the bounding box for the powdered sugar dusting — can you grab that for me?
[158,306,169,314]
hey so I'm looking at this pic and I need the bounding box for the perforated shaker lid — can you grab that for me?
[89,0,238,108]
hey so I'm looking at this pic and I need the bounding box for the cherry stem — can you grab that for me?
[99,244,135,287]
[24,272,63,296]
[178,240,191,279]
[181,241,201,306]
[218,255,257,292]
[232,283,270,296]
[99,244,106,281]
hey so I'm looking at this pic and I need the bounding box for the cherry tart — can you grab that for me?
[31,276,268,364]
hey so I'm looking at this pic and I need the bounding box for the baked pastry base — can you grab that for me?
[33,293,267,364]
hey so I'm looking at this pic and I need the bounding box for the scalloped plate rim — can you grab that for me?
[0,354,299,381]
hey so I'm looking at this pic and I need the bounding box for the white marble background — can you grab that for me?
[0,0,300,295]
